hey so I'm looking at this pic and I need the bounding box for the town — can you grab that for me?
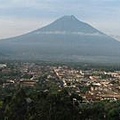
[1,62,120,102]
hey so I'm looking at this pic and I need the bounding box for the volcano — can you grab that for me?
[0,15,120,63]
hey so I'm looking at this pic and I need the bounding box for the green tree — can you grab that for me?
[4,88,27,120]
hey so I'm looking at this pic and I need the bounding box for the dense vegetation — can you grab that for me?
[0,85,120,120]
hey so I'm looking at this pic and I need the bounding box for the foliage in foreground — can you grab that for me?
[0,86,119,120]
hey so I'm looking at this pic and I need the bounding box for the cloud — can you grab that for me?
[35,31,104,37]
[0,0,120,19]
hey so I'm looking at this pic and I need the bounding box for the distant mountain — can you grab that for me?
[0,15,120,63]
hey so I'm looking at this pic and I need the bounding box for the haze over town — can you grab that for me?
[0,0,120,40]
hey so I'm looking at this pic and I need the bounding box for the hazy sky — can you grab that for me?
[0,0,120,39]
